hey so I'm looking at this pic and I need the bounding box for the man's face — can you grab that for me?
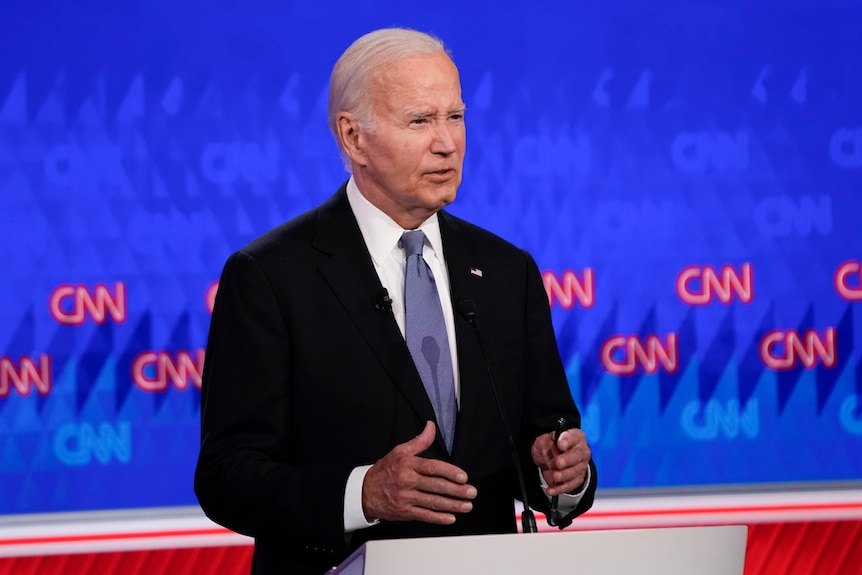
[349,52,466,229]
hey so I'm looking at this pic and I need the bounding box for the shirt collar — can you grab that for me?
[346,177,444,266]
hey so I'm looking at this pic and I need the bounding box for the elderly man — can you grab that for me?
[195,27,596,575]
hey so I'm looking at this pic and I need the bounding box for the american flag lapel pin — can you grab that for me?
[470,267,483,278]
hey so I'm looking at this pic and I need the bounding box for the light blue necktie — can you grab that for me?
[401,230,457,452]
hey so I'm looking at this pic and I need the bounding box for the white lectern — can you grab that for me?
[331,525,747,575]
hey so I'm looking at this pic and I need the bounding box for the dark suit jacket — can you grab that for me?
[194,183,597,574]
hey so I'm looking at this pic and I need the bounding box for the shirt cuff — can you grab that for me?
[344,465,379,533]
[538,465,591,511]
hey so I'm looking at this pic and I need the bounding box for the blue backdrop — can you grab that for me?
[1,0,861,515]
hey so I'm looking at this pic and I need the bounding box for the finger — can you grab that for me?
[393,488,476,525]
[530,432,559,468]
[413,490,475,514]
[383,487,475,526]
[402,421,437,456]
[544,443,590,492]
[414,473,477,501]
[374,500,462,526]
[552,444,591,473]
[545,462,590,496]
[407,507,459,525]
[414,457,470,485]
[556,428,586,451]
[547,460,588,484]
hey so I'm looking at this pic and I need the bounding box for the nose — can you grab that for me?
[430,122,459,156]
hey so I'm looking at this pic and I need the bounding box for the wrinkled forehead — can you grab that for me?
[369,53,464,107]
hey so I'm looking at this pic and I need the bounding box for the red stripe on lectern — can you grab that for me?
[0,528,232,548]
[0,547,256,575]
[3,522,862,575]
[5,500,861,551]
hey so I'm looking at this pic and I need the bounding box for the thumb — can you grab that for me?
[558,428,585,451]
[403,421,437,455]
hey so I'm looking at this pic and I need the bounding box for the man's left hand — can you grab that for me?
[530,428,591,496]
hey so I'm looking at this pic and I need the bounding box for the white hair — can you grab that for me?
[327,28,449,169]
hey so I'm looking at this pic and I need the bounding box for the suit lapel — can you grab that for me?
[438,212,493,461]
[313,187,441,442]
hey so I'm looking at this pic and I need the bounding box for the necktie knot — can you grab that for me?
[401,230,426,259]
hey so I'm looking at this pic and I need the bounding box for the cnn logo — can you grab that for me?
[49,282,126,325]
[601,334,678,375]
[677,264,753,305]
[543,269,594,309]
[132,350,205,392]
[760,328,836,370]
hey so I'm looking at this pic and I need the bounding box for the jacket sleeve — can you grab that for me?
[516,250,597,526]
[194,249,353,550]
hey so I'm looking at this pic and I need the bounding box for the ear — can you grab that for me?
[336,112,368,167]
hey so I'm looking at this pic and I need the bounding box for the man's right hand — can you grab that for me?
[361,421,477,524]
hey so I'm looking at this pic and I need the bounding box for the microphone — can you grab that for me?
[456,299,538,534]
[547,416,576,527]
[374,288,393,312]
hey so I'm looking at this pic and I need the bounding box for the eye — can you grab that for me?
[449,113,464,122]
[410,117,428,125]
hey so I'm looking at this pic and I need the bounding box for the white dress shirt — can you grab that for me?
[340,177,587,532]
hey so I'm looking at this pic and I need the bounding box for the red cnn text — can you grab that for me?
[132,350,205,392]
[601,334,679,375]
[677,263,753,305]
[835,261,862,301]
[760,328,837,370]
[49,282,127,325]
[206,280,219,313]
[543,269,594,309]
[0,354,52,397]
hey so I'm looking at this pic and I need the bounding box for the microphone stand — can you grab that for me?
[458,300,538,534]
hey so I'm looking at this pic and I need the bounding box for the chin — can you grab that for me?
[436,189,458,209]
[440,180,460,201]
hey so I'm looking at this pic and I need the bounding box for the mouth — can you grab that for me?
[427,168,456,178]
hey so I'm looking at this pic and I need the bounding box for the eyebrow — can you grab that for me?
[406,106,467,119]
